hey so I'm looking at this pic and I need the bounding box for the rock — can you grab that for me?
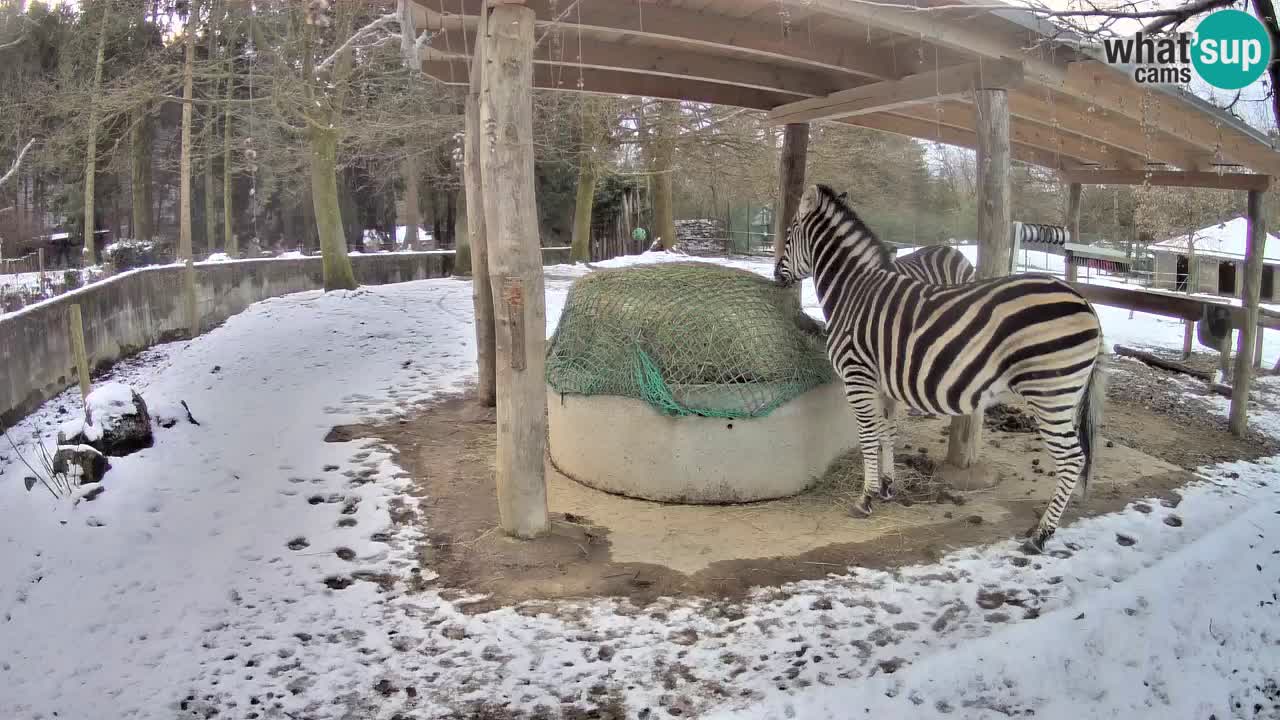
[58,383,154,458]
[52,444,110,485]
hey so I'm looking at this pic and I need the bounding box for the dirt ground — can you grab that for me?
[336,350,1278,614]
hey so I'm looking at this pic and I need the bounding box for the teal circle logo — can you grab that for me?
[1192,10,1272,90]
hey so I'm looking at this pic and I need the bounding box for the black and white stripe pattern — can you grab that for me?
[775,185,1105,553]
[891,245,976,285]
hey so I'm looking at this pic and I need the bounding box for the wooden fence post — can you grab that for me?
[773,123,809,263]
[946,87,1010,482]
[1064,183,1082,282]
[479,2,549,539]
[68,304,92,407]
[1230,189,1266,435]
[37,248,45,295]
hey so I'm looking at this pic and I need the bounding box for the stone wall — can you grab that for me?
[1,250,566,429]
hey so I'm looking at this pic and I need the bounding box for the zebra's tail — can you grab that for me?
[1077,345,1107,500]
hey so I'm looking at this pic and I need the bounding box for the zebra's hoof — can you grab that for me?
[879,479,897,501]
[850,495,874,518]
[1021,526,1052,554]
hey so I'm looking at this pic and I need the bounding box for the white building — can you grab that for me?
[1150,218,1280,300]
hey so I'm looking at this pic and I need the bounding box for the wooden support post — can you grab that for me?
[1065,183,1082,282]
[68,304,91,407]
[947,88,1010,479]
[464,3,497,407]
[479,2,549,539]
[1256,327,1265,370]
[37,247,45,295]
[1230,189,1266,435]
[773,123,809,262]
[1218,329,1233,381]
[1183,320,1194,359]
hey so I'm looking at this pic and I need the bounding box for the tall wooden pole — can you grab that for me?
[1065,182,1082,282]
[1230,189,1267,435]
[773,123,809,262]
[947,88,1010,475]
[464,2,497,407]
[479,2,548,539]
[68,304,91,405]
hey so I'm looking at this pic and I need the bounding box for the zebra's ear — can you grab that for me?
[798,185,822,218]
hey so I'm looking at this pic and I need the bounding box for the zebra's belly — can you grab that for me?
[881,378,1013,417]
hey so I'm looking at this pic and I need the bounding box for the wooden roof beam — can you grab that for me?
[425,30,852,97]
[794,0,1068,87]
[1058,168,1271,191]
[841,112,1085,170]
[766,60,1022,125]
[892,101,1151,169]
[1062,61,1280,176]
[415,0,908,80]
[421,59,801,110]
[1007,90,1213,171]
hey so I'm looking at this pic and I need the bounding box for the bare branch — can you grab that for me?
[0,35,23,52]
[317,13,398,72]
[0,139,35,188]
[1142,0,1238,32]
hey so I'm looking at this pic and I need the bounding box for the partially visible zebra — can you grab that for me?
[892,245,976,286]
[775,184,1105,553]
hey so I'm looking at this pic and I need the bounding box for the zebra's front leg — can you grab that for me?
[846,391,885,518]
[878,396,899,500]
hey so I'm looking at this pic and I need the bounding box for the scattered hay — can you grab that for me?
[815,445,963,509]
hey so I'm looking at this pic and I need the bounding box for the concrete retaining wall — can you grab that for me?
[1,249,568,430]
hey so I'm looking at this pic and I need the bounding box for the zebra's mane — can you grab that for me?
[813,185,893,269]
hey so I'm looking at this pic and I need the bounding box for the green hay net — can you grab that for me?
[546,262,836,418]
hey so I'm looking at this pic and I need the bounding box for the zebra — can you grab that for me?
[775,184,1105,553]
[892,244,976,286]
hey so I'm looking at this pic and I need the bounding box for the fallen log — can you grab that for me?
[1114,344,1234,398]
[1114,344,1212,381]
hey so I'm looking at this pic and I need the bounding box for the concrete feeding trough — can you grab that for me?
[547,382,858,504]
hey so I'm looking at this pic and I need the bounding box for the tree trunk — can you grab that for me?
[130,110,152,241]
[178,0,198,264]
[650,109,676,250]
[570,159,597,263]
[463,8,496,405]
[479,3,547,538]
[455,186,473,273]
[223,75,235,256]
[204,130,217,253]
[310,128,357,290]
[83,3,110,265]
[401,152,420,249]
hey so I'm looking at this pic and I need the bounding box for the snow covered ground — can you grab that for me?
[0,252,1277,719]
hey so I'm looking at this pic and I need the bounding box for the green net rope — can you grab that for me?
[546,262,836,418]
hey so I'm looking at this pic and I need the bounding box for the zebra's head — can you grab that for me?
[775,184,849,287]
[774,184,889,287]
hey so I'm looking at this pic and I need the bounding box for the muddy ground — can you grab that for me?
[333,345,1277,614]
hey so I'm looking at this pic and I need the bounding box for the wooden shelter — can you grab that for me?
[410,0,1280,536]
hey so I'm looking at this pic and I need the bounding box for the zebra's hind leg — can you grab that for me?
[844,390,885,517]
[1023,398,1088,553]
[878,397,899,500]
